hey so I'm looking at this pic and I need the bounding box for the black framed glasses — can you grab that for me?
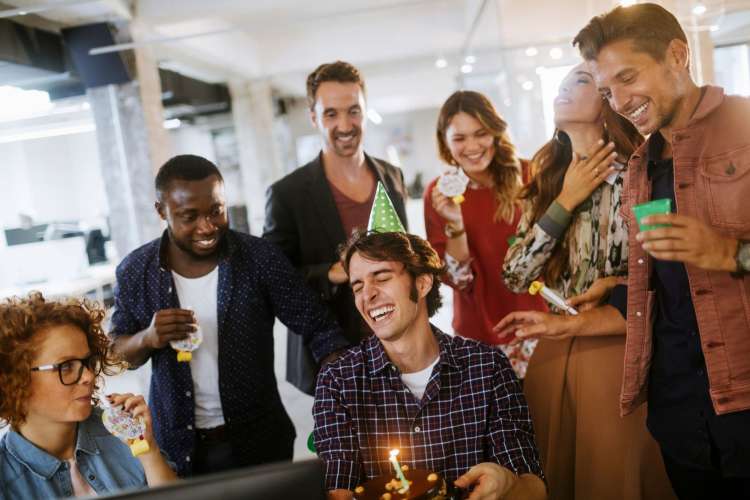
[30,354,102,386]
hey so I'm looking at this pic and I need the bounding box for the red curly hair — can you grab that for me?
[0,292,122,429]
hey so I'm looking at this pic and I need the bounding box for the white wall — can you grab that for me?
[169,116,246,208]
[170,123,217,162]
[0,130,108,228]
[0,141,34,228]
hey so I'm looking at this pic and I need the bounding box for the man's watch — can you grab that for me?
[732,239,750,277]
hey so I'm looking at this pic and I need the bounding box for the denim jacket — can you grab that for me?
[620,86,750,416]
[0,408,147,499]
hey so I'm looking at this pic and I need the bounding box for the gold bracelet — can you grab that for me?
[444,222,466,239]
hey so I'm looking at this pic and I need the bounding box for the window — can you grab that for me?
[714,44,750,96]
[537,65,575,138]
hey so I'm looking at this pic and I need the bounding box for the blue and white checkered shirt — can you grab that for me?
[313,326,543,491]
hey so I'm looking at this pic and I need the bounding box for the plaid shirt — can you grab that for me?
[313,326,543,491]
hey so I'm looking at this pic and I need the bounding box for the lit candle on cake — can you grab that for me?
[388,449,410,492]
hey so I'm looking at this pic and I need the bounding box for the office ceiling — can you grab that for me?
[3,0,750,113]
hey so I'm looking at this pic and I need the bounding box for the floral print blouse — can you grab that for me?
[503,165,629,307]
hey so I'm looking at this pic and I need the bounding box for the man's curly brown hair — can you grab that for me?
[0,292,122,429]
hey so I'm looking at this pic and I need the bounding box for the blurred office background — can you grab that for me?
[1,0,749,457]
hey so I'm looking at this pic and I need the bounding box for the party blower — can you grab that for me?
[529,281,578,315]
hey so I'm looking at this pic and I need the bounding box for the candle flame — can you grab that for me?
[389,449,399,458]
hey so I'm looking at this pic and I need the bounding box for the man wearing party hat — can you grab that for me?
[264,61,408,395]
[312,199,545,500]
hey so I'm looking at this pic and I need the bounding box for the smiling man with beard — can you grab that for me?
[109,154,348,477]
[573,3,750,498]
[313,230,545,500]
[264,61,408,395]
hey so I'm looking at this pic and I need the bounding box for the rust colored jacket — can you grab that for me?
[620,86,750,416]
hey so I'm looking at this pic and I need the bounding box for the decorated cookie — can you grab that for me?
[170,311,203,362]
[437,167,469,204]
[101,400,150,457]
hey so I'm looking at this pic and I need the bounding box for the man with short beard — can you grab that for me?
[110,154,348,477]
[573,3,750,497]
[264,61,409,395]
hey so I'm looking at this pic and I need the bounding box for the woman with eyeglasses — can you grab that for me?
[0,292,176,499]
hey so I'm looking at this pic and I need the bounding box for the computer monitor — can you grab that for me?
[86,229,108,264]
[96,459,326,500]
[3,224,48,246]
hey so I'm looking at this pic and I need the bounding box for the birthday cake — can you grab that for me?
[353,468,448,500]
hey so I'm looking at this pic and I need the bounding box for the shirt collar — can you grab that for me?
[688,85,723,123]
[365,324,462,375]
[75,413,101,457]
[5,417,101,480]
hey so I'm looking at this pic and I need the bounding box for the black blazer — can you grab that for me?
[263,152,408,394]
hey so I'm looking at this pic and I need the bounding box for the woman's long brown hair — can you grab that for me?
[436,90,521,224]
[520,103,643,284]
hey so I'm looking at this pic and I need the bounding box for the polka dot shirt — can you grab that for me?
[110,230,348,476]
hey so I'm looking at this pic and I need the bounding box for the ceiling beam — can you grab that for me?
[101,0,130,20]
[0,0,99,19]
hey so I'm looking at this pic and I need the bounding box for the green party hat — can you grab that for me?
[367,182,406,233]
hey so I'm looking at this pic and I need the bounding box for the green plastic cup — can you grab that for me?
[307,432,316,453]
[632,198,672,231]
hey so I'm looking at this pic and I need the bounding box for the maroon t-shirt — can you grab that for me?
[328,181,376,238]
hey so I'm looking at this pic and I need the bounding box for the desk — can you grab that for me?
[0,263,117,304]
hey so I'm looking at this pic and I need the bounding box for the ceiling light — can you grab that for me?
[709,25,719,32]
[435,57,448,69]
[522,81,534,91]
[163,118,181,129]
[367,108,383,125]
[692,3,707,16]
[503,98,512,107]
[0,86,52,122]
[460,64,473,74]
[535,66,546,75]
[549,47,563,60]
[465,55,476,64]
[619,0,637,6]
[525,46,538,57]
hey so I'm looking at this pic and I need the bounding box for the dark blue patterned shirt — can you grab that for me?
[313,326,543,491]
[110,230,348,476]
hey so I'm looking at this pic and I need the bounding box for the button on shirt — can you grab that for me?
[313,326,543,491]
[0,408,146,499]
[110,230,349,476]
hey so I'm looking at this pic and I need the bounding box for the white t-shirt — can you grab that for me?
[172,267,224,429]
[400,357,439,400]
